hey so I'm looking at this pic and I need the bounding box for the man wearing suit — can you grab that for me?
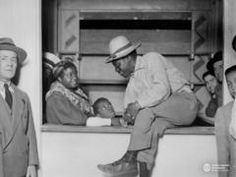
[0,38,39,177]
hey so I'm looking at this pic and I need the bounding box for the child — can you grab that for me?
[215,65,236,177]
[86,97,121,126]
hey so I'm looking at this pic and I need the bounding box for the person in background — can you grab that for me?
[42,52,60,124]
[202,71,222,117]
[230,35,236,140]
[46,60,93,125]
[0,37,39,177]
[86,97,121,127]
[232,35,236,52]
[207,51,224,84]
[215,65,236,177]
[97,35,199,177]
[205,51,223,120]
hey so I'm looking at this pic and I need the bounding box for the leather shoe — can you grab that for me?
[97,160,138,176]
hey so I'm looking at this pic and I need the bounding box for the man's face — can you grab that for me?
[213,60,223,82]
[97,101,115,118]
[112,56,133,78]
[59,67,78,89]
[0,50,17,82]
[204,74,218,94]
[226,71,236,99]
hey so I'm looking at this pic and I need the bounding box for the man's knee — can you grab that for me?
[134,108,155,130]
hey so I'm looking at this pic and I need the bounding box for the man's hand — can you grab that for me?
[26,165,37,177]
[123,101,141,124]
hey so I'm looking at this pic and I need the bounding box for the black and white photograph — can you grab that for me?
[0,0,236,177]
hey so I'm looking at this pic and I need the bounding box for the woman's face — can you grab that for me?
[59,67,79,89]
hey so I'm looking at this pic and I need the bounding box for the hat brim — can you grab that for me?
[206,57,222,72]
[0,45,27,64]
[105,42,141,63]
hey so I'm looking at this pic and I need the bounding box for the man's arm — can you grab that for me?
[215,107,230,177]
[25,95,39,177]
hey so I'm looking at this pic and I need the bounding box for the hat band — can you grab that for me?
[44,58,56,67]
[111,42,133,58]
[0,42,16,46]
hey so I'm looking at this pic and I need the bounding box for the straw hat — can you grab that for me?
[105,36,141,63]
[43,52,61,69]
[0,37,27,63]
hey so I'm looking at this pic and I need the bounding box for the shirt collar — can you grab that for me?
[0,80,14,93]
[130,56,145,77]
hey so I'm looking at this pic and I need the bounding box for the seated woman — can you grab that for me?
[46,60,93,125]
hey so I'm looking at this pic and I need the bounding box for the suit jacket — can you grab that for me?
[0,84,39,177]
[215,101,236,177]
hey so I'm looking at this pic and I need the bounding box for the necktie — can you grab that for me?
[4,84,12,109]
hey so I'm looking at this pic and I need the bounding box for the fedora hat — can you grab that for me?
[206,51,222,72]
[105,36,141,63]
[0,37,27,64]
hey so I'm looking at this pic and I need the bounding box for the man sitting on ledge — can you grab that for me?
[97,36,199,177]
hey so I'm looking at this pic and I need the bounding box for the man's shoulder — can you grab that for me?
[47,90,65,100]
[12,84,29,98]
[142,52,163,59]
[141,52,166,66]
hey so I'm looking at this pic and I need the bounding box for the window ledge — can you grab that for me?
[41,124,215,135]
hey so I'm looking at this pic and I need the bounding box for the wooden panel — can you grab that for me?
[58,9,80,52]
[80,30,191,54]
[195,86,211,114]
[59,0,211,11]
[42,0,57,52]
[191,55,210,83]
[79,56,191,82]
[79,56,125,81]
[193,12,212,53]
[80,12,191,20]
[42,124,215,135]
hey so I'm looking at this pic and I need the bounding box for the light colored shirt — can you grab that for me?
[86,116,112,126]
[124,52,191,108]
[230,99,236,139]
[0,81,14,99]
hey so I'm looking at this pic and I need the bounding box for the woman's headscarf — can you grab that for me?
[53,60,76,79]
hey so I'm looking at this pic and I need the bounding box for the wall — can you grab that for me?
[42,131,218,177]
